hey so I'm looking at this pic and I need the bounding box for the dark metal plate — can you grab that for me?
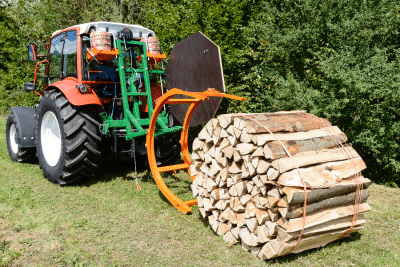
[165,31,225,126]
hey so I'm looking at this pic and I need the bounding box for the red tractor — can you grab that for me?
[6,21,229,192]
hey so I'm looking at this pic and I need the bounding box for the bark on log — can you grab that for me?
[283,177,372,205]
[277,158,367,188]
[286,190,369,219]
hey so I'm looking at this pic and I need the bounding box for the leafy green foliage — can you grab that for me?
[0,4,37,113]
[0,0,399,184]
[226,0,400,185]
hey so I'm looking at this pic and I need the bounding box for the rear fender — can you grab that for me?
[47,79,102,107]
[8,107,36,148]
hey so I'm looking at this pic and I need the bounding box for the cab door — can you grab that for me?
[47,30,78,84]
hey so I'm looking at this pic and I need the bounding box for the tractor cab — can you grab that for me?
[28,22,177,141]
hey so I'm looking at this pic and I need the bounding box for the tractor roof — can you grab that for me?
[51,21,155,39]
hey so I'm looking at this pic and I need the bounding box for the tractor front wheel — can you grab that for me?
[6,113,36,162]
[36,90,101,184]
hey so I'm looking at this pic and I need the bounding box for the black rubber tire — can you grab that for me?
[35,90,101,184]
[6,113,36,162]
[131,115,181,168]
[154,131,181,166]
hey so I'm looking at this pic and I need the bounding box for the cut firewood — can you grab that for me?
[208,215,220,232]
[267,168,279,181]
[267,226,363,259]
[235,112,330,134]
[277,214,366,242]
[265,221,277,237]
[191,111,371,260]
[217,114,233,129]
[198,126,211,140]
[231,227,240,240]
[256,225,271,243]
[257,160,270,174]
[278,203,370,232]
[245,202,257,218]
[233,127,242,139]
[217,222,232,235]
[223,230,239,244]
[267,209,279,222]
[277,158,367,188]
[283,177,372,205]
[233,149,241,162]
[285,190,369,219]
[240,128,252,143]
[246,217,259,233]
[192,138,205,151]
[255,209,270,225]
[264,133,348,159]
[271,147,360,173]
[251,146,264,157]
[236,143,257,156]
[239,227,259,247]
[237,213,246,227]
[257,126,342,146]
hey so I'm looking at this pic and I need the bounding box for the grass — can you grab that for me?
[0,115,399,266]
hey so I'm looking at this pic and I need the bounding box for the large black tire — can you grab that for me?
[154,131,181,166]
[6,113,36,162]
[35,90,101,184]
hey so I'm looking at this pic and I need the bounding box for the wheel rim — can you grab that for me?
[9,124,18,154]
[41,111,62,167]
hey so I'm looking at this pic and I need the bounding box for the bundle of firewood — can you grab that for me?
[190,111,371,260]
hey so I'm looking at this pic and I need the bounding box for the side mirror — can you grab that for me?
[28,43,38,61]
[24,82,36,92]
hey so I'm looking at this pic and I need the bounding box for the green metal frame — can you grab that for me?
[99,39,182,140]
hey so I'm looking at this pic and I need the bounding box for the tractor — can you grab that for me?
[6,21,243,213]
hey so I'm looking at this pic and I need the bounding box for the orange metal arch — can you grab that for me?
[146,88,245,213]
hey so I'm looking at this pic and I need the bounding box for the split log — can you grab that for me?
[259,226,363,260]
[278,203,370,232]
[277,214,366,242]
[283,177,372,205]
[277,158,367,188]
[234,111,331,134]
[257,126,343,145]
[260,133,348,159]
[285,190,369,219]
[271,147,360,173]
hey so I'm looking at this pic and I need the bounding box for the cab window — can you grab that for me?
[47,30,77,84]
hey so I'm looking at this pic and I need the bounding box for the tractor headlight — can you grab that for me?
[77,84,89,93]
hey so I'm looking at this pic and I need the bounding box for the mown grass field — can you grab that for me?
[0,115,399,266]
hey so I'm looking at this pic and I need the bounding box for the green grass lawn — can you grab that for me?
[0,115,399,266]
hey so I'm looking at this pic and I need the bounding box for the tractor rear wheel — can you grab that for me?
[6,113,36,162]
[35,90,101,184]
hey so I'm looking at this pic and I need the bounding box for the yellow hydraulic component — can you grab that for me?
[146,88,245,213]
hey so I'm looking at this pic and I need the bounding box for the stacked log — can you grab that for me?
[190,111,371,260]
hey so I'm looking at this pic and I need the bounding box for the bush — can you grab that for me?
[228,0,400,185]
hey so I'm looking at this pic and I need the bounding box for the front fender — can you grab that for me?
[8,106,36,148]
[47,79,101,106]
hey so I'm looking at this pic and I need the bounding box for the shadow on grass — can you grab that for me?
[72,156,153,187]
[71,156,194,210]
